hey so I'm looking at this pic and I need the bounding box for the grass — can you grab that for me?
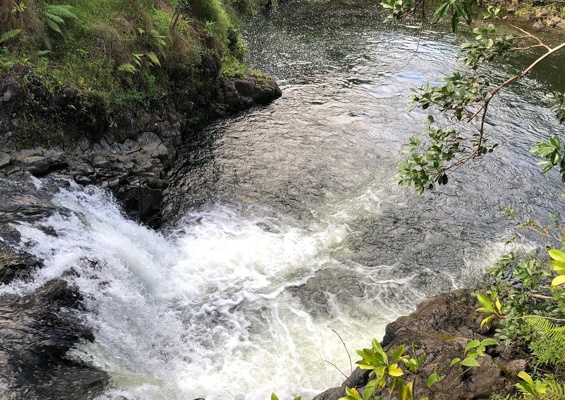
[0,0,270,116]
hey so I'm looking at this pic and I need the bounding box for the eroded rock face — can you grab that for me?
[0,63,282,228]
[314,289,519,400]
[0,279,109,399]
[220,74,282,113]
[0,177,109,398]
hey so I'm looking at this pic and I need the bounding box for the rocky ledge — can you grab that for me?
[315,289,523,400]
[0,60,281,228]
[0,57,281,398]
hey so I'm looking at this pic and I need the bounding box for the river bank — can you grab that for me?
[1,0,565,399]
[0,58,281,400]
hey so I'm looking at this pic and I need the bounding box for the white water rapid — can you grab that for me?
[2,181,506,400]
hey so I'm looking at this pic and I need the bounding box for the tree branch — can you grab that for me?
[509,24,551,51]
[468,41,565,124]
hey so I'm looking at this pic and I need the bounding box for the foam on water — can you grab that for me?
[5,184,420,400]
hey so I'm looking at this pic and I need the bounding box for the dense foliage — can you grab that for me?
[0,0,272,112]
[390,0,565,398]
[336,0,565,399]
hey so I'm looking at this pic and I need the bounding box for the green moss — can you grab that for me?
[0,0,271,117]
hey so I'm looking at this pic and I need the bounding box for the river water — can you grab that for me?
[5,1,565,399]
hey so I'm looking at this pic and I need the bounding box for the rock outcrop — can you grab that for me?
[0,279,109,399]
[0,54,281,398]
[314,289,521,400]
[0,59,281,228]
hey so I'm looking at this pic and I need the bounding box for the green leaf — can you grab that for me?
[551,274,565,288]
[427,372,441,388]
[481,338,498,347]
[388,363,404,377]
[476,293,493,310]
[549,249,565,263]
[450,357,461,367]
[271,393,280,400]
[518,371,535,388]
[391,345,405,363]
[461,357,480,367]
[465,340,481,352]
[480,315,494,328]
[362,380,376,400]
[549,259,565,271]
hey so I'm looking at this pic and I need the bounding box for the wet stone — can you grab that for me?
[91,155,111,169]
[74,175,92,185]
[23,156,50,176]
[74,163,95,176]
[0,152,11,168]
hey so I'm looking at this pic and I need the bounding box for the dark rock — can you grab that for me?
[10,64,32,77]
[0,76,23,116]
[0,152,11,168]
[227,27,239,53]
[220,74,282,113]
[314,290,516,400]
[0,176,56,222]
[74,175,92,185]
[115,182,162,228]
[22,155,50,176]
[137,132,170,163]
[91,155,111,169]
[0,279,109,398]
[0,248,41,284]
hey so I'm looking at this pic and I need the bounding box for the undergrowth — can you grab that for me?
[0,0,274,114]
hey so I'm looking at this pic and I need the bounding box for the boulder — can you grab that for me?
[0,76,23,108]
[0,279,109,399]
[220,74,282,113]
[0,152,11,168]
[314,290,517,400]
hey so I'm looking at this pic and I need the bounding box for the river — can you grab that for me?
[4,1,565,399]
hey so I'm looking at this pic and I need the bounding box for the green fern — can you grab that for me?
[146,52,161,67]
[0,29,22,44]
[546,380,565,397]
[43,4,78,34]
[525,316,565,368]
[538,383,565,400]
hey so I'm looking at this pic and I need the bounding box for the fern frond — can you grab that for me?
[541,389,565,400]
[146,52,161,67]
[0,29,21,44]
[555,290,565,316]
[548,381,565,395]
[45,12,65,25]
[525,317,565,341]
[525,316,565,367]
[44,4,77,20]
[43,4,77,34]
[117,63,137,73]
[45,19,62,34]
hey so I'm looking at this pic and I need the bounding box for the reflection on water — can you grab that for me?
[11,1,565,399]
